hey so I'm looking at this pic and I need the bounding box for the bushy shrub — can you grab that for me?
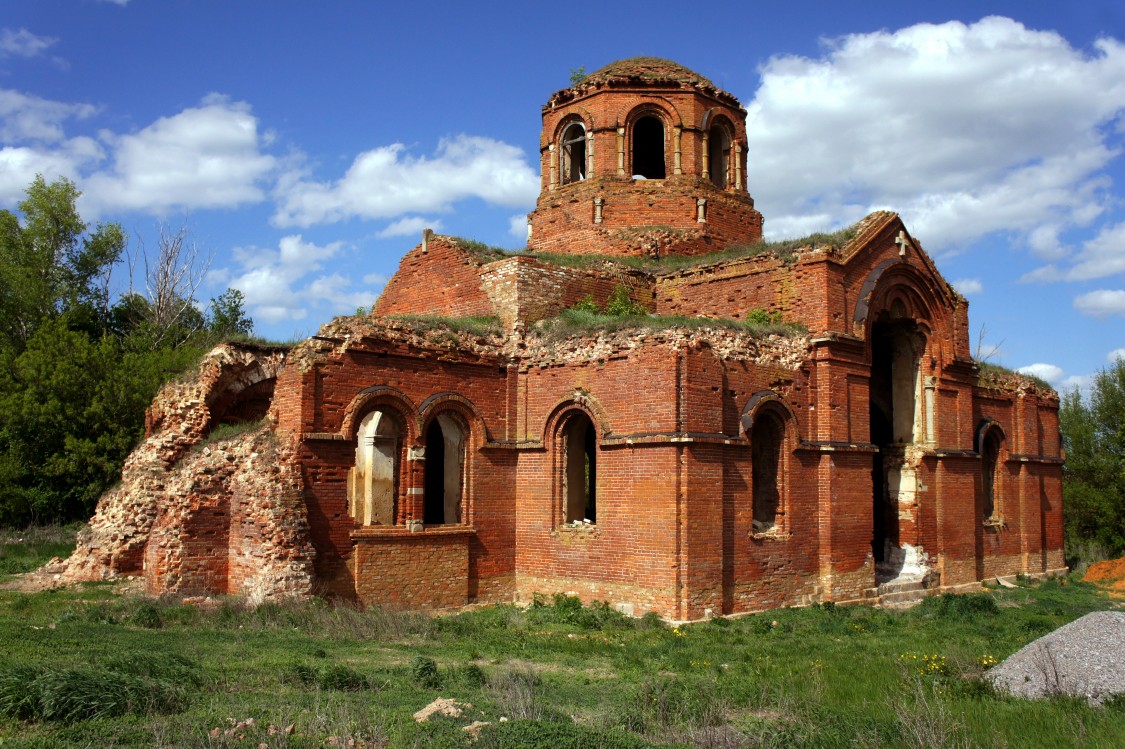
[412,655,441,689]
[528,593,632,630]
[919,592,999,619]
[286,661,369,691]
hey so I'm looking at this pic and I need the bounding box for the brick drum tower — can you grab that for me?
[66,58,1067,620]
[528,58,763,257]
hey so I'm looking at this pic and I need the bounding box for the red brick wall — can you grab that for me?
[374,237,496,319]
[353,527,471,609]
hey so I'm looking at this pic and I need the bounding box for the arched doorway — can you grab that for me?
[869,310,923,582]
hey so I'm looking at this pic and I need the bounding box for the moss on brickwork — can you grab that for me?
[534,308,803,341]
[516,223,860,276]
[978,361,1054,393]
[448,237,518,264]
[383,314,504,338]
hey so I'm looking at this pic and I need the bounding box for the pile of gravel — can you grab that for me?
[988,611,1125,705]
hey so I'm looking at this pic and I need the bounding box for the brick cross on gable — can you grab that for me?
[896,230,910,257]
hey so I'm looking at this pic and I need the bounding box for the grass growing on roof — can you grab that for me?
[522,225,859,274]
[534,308,803,341]
[384,314,505,338]
[449,237,519,264]
[978,361,1052,391]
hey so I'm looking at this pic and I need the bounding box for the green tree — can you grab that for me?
[0,317,201,524]
[1060,357,1125,567]
[208,288,254,338]
[0,175,125,347]
[0,177,211,526]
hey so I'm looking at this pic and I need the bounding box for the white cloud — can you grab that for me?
[1074,289,1125,317]
[747,17,1125,253]
[1061,374,1094,396]
[509,213,529,241]
[273,134,538,227]
[98,0,131,5]
[1108,348,1125,363]
[222,235,380,324]
[0,29,56,58]
[0,89,99,142]
[1018,362,1064,384]
[1058,222,1125,281]
[952,278,982,295]
[81,95,276,216]
[0,136,104,205]
[377,216,441,238]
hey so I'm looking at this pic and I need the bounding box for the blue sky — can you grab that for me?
[2,1,1124,393]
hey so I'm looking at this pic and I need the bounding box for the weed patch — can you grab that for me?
[0,653,201,724]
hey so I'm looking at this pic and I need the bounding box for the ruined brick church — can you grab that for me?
[63,58,1065,619]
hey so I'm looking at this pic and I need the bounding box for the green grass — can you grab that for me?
[0,524,79,575]
[518,225,859,275]
[384,314,505,338]
[450,225,859,277]
[0,565,1120,747]
[533,308,804,342]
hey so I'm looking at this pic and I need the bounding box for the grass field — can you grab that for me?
[0,534,1122,748]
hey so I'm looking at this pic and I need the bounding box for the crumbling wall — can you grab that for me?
[60,343,312,602]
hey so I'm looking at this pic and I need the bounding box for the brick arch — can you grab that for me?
[621,97,684,130]
[854,261,948,340]
[551,109,595,143]
[198,355,284,433]
[340,385,419,443]
[738,390,801,443]
[542,390,613,445]
[975,417,1008,456]
[418,391,490,446]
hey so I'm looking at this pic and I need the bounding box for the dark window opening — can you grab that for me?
[982,430,1001,520]
[708,126,731,188]
[423,414,465,525]
[751,410,784,532]
[560,123,586,184]
[632,116,665,179]
[869,316,921,567]
[564,412,597,523]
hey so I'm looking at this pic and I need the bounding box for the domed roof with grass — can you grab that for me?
[548,56,740,108]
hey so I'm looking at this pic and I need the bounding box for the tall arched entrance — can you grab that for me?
[869,308,925,584]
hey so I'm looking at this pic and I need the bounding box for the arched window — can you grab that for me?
[632,116,666,179]
[423,413,466,525]
[981,428,1002,522]
[560,122,586,185]
[751,409,785,533]
[350,409,402,526]
[562,411,597,524]
[708,125,731,188]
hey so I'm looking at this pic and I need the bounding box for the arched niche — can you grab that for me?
[349,409,403,527]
